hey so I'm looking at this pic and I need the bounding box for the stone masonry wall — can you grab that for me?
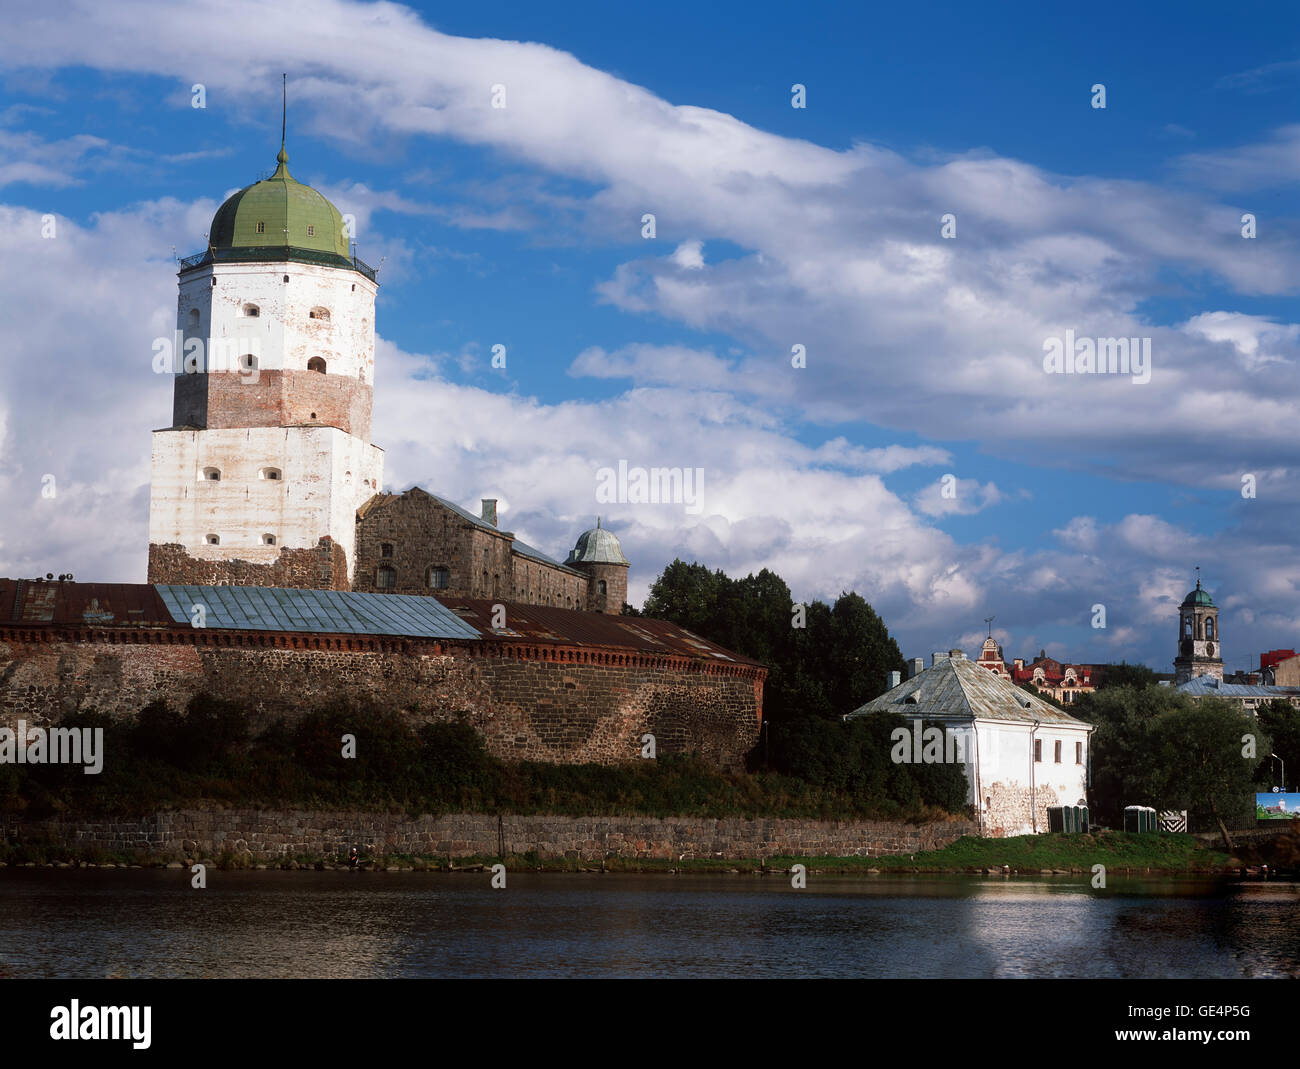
[3,810,978,861]
[0,635,761,769]
[353,490,589,607]
[147,538,347,590]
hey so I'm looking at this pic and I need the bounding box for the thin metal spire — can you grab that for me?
[281,73,286,152]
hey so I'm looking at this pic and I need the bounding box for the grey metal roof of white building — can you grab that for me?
[155,585,482,640]
[1175,676,1300,700]
[846,653,1092,727]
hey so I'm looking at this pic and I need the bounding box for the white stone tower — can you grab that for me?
[148,136,383,588]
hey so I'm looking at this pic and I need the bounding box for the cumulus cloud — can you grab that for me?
[1,0,1298,671]
[913,478,1005,518]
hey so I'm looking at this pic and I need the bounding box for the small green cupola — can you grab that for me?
[208,143,350,259]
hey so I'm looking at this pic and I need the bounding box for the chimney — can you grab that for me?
[481,499,498,527]
[909,657,924,679]
[950,648,965,661]
[931,651,948,666]
[888,670,901,689]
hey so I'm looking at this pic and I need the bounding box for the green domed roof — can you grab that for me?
[566,520,629,566]
[209,147,349,259]
[1181,580,1215,608]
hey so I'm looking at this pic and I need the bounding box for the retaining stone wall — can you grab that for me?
[3,810,979,861]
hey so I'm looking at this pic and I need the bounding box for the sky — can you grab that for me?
[0,0,1296,673]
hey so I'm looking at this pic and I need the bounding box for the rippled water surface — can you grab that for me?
[1,869,1296,978]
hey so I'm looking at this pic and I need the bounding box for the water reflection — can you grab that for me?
[0,869,1294,979]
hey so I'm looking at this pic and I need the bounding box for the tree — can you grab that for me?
[1097,661,1158,690]
[1255,700,1300,792]
[1153,697,1268,852]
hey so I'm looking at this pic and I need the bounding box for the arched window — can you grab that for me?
[307,357,326,373]
[1183,619,1192,637]
[240,353,258,371]
[376,566,396,589]
[1206,617,1215,639]
[263,534,276,546]
[242,303,260,317]
[201,467,221,481]
[259,467,282,481]
[380,543,394,559]
[309,307,330,321]
[427,566,449,590]
[597,580,607,595]
[187,308,200,329]
[206,534,220,545]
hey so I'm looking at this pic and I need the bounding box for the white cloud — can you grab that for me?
[913,477,1005,517]
[670,240,704,270]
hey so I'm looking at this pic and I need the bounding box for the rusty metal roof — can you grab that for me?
[432,597,763,665]
[0,580,174,627]
[0,580,759,665]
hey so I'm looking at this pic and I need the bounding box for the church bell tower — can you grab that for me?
[1173,571,1223,684]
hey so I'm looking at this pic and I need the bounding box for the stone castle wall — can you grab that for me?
[3,809,978,861]
[147,538,347,590]
[0,632,762,769]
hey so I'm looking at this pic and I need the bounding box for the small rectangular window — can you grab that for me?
[306,224,316,236]
[1054,740,1062,763]
[1034,739,1041,763]
[256,221,265,234]
[1076,741,1083,765]
[381,543,394,558]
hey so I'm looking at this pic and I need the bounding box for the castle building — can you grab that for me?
[149,141,383,589]
[352,489,628,612]
[1173,575,1223,684]
[148,139,627,607]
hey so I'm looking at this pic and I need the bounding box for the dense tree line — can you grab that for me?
[1072,686,1267,846]
[641,559,967,813]
[0,696,962,821]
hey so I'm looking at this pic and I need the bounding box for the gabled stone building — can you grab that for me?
[352,488,628,612]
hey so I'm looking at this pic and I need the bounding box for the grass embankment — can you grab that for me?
[0,831,1235,874]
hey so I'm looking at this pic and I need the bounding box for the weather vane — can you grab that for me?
[984,615,995,637]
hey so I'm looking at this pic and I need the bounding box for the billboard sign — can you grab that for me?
[1256,792,1300,820]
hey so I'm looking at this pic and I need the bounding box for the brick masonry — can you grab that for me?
[2,809,979,861]
[173,370,374,441]
[0,632,762,769]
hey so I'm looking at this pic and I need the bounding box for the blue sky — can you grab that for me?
[0,0,1297,673]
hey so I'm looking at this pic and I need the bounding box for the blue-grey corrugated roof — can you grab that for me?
[1175,676,1300,699]
[154,585,482,641]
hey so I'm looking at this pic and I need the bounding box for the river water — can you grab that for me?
[1,869,1296,979]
